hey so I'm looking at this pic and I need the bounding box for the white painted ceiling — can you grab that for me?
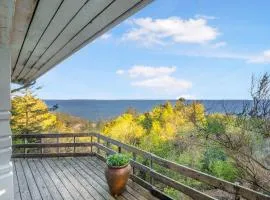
[4,0,152,84]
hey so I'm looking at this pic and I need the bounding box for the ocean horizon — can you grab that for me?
[45,99,252,122]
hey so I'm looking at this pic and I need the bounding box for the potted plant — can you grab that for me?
[105,153,131,196]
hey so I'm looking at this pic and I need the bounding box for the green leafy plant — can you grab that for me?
[107,153,130,167]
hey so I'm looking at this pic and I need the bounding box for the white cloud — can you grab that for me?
[211,41,227,48]
[248,50,270,64]
[100,33,111,40]
[131,76,192,92]
[128,65,176,78]
[195,14,217,20]
[116,69,125,75]
[117,65,192,95]
[122,17,219,46]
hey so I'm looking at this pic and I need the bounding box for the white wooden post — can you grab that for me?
[0,47,14,200]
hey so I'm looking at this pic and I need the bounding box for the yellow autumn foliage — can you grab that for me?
[11,91,56,134]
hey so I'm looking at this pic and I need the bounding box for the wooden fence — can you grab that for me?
[12,133,270,200]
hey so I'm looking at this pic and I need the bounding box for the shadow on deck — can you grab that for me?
[13,157,158,200]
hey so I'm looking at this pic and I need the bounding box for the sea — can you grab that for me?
[45,100,252,122]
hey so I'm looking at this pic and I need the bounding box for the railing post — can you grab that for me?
[40,137,43,155]
[57,136,60,156]
[24,137,27,156]
[106,141,111,156]
[97,136,100,154]
[90,135,93,153]
[73,136,76,153]
[150,154,153,185]
[234,183,240,200]
[118,146,121,153]
[132,152,136,175]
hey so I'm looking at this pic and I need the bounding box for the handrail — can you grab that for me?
[12,133,270,200]
[12,133,94,158]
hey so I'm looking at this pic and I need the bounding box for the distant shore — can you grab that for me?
[45,99,252,121]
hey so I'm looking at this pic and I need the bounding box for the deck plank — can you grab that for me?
[64,158,117,200]
[69,158,125,200]
[77,158,138,200]
[14,159,33,200]
[33,159,64,200]
[50,158,95,200]
[38,159,74,200]
[43,159,85,200]
[13,157,159,200]
[13,161,22,200]
[20,159,43,200]
[59,158,106,200]
[27,159,54,200]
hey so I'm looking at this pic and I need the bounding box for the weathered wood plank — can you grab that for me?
[20,159,43,200]
[67,158,121,200]
[77,158,138,200]
[10,0,37,72]
[24,0,114,81]
[18,0,88,79]
[14,159,32,200]
[95,134,150,158]
[38,159,74,200]
[50,158,95,200]
[59,158,106,200]
[12,133,93,139]
[44,158,85,200]
[27,0,150,82]
[12,0,63,79]
[14,157,161,200]
[13,161,22,200]
[12,152,93,158]
[33,159,64,200]
[27,159,54,200]
[13,142,93,148]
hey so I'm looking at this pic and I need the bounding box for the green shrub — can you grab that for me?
[201,147,226,172]
[210,160,238,182]
[106,153,130,167]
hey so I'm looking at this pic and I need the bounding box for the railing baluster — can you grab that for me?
[150,154,153,185]
[118,146,121,153]
[24,137,27,157]
[106,141,111,156]
[97,136,100,154]
[73,136,76,153]
[57,136,60,154]
[90,135,93,153]
[132,152,136,175]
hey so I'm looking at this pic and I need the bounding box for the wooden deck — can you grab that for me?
[13,157,159,200]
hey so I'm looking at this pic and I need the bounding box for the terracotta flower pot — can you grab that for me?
[105,163,131,196]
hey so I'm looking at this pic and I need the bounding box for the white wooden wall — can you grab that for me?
[0,47,13,200]
[0,0,15,199]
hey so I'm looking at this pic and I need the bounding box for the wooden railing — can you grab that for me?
[12,133,270,200]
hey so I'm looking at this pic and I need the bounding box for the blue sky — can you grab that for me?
[34,0,270,100]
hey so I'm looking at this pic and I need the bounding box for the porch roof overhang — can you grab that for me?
[1,0,152,85]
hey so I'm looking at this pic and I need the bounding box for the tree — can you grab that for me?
[11,89,56,134]
[201,73,270,193]
[102,113,144,145]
